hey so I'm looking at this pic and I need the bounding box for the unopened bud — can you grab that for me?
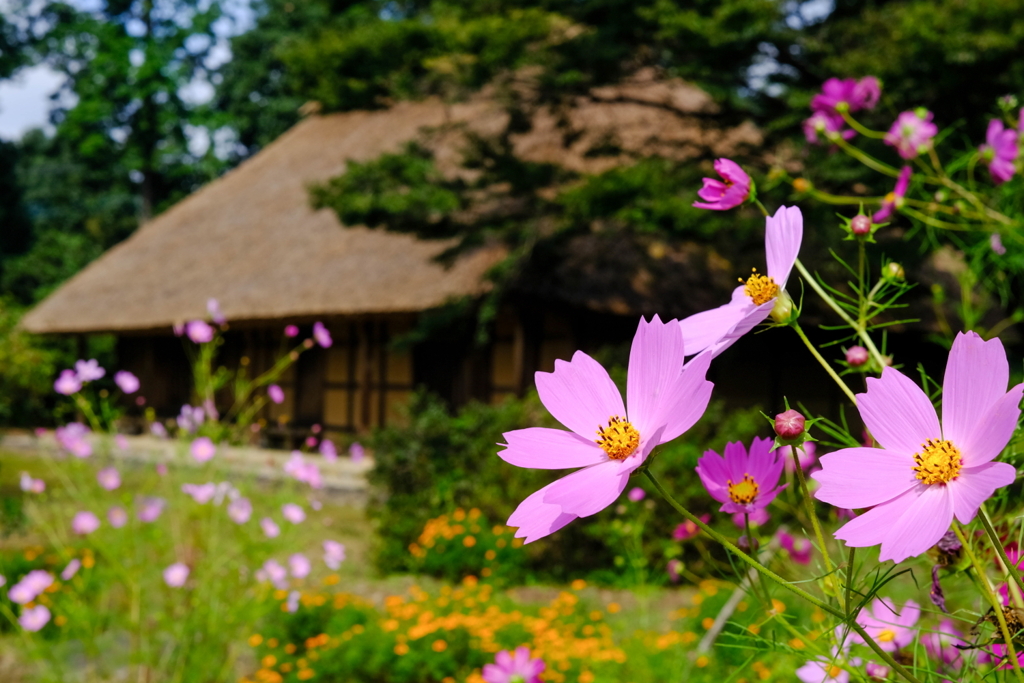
[303,338,315,349]
[737,535,759,552]
[883,262,905,282]
[769,290,795,324]
[845,346,869,367]
[850,215,872,235]
[774,409,805,440]
[792,178,812,193]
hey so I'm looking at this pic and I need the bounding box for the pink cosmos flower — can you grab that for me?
[9,570,53,604]
[796,649,853,683]
[228,497,252,524]
[282,503,306,524]
[97,467,121,491]
[191,437,216,463]
[19,605,51,632]
[20,473,45,494]
[865,662,890,681]
[312,321,332,348]
[980,119,1019,184]
[672,514,710,541]
[803,111,855,145]
[992,233,1007,255]
[853,598,919,651]
[186,320,215,344]
[268,384,285,404]
[61,559,81,581]
[108,506,128,528]
[349,442,365,462]
[777,530,812,565]
[151,422,168,438]
[284,324,299,337]
[482,647,545,683]
[289,553,311,579]
[164,563,190,588]
[319,438,337,460]
[182,482,216,504]
[811,77,881,115]
[627,487,646,502]
[323,541,346,570]
[922,619,965,669]
[692,158,751,211]
[780,442,817,474]
[846,346,869,367]
[884,110,938,159]
[54,369,82,395]
[873,166,911,223]
[75,359,105,382]
[812,332,1022,563]
[260,517,280,538]
[696,437,786,516]
[72,511,100,535]
[260,560,289,589]
[114,370,140,394]
[500,316,713,543]
[207,298,226,325]
[137,497,166,523]
[678,205,802,357]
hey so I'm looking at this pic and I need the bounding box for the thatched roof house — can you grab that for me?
[24,72,762,438]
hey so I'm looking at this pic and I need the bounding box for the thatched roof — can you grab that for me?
[23,71,760,334]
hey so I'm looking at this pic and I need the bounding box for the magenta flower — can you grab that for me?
[268,384,285,404]
[186,320,215,343]
[922,619,964,669]
[228,497,252,524]
[980,118,1019,184]
[207,298,226,325]
[190,437,216,463]
[60,559,81,581]
[260,517,280,538]
[774,409,805,440]
[319,438,337,460]
[796,649,853,683]
[672,515,709,541]
[259,560,288,589]
[323,540,346,570]
[289,553,311,579]
[500,316,713,543]
[846,346,869,367]
[803,111,855,145]
[627,487,646,502]
[482,647,545,683]
[865,662,890,681]
[137,497,166,523]
[884,110,938,159]
[285,324,299,337]
[97,467,121,491]
[696,437,786,516]
[780,442,817,474]
[113,370,140,394]
[777,530,812,565]
[282,503,306,524]
[54,369,82,395]
[8,570,54,604]
[19,605,51,632]
[72,511,100,535]
[692,158,751,211]
[811,77,881,115]
[164,563,190,588]
[312,321,332,348]
[349,441,365,462]
[872,166,911,223]
[74,359,105,382]
[853,598,919,651]
[812,332,1022,563]
[107,506,128,528]
[678,206,802,357]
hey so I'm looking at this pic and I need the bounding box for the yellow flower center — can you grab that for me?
[884,191,896,204]
[877,628,896,643]
[740,268,779,305]
[727,474,759,505]
[913,438,962,485]
[828,665,843,679]
[595,417,640,460]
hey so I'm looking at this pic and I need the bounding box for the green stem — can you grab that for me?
[831,136,900,177]
[791,446,836,585]
[791,322,859,405]
[844,546,856,618]
[980,504,1024,609]
[744,514,773,606]
[839,111,887,139]
[753,198,770,217]
[807,188,886,206]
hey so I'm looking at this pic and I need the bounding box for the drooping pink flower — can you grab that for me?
[482,647,545,683]
[19,605,51,632]
[812,332,1022,563]
[672,514,710,541]
[228,497,252,524]
[780,442,817,474]
[97,467,121,491]
[137,497,166,523]
[922,619,965,669]
[207,298,226,325]
[846,346,869,367]
[108,506,128,528]
[696,437,786,515]
[692,158,751,211]
[884,110,938,159]
[627,487,646,502]
[163,563,190,588]
[267,384,285,404]
[186,320,215,343]
[500,316,713,543]
[72,511,100,535]
[74,359,105,382]
[323,541,346,570]
[114,370,140,394]
[284,324,299,337]
[872,166,911,223]
[288,553,311,579]
[349,442,364,462]
[54,369,82,395]
[8,570,54,604]
[60,559,81,581]
[980,118,1019,184]
[282,503,306,524]
[678,206,802,357]
[312,321,332,348]
[319,438,337,460]
[852,598,919,651]
[190,437,216,463]
[777,530,812,565]
[260,517,280,538]
[796,648,854,683]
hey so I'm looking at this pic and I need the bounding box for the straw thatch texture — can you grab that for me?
[23,72,759,334]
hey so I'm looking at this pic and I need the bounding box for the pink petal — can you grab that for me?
[834,488,920,548]
[507,486,577,543]
[942,331,1009,448]
[857,368,940,455]
[649,350,713,443]
[723,441,750,483]
[482,664,511,683]
[960,384,1024,467]
[498,428,606,469]
[896,600,921,628]
[678,297,751,357]
[626,315,687,436]
[695,452,733,505]
[707,297,776,357]
[764,205,803,290]
[879,485,953,563]
[812,448,917,509]
[535,350,625,439]
[541,461,630,518]
[948,462,1017,524]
